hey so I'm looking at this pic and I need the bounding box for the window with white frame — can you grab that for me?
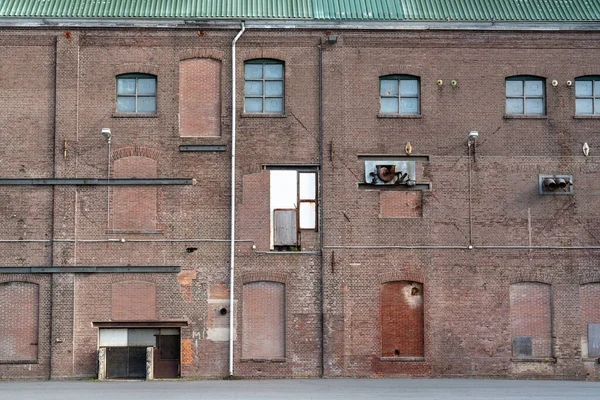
[244,59,284,114]
[575,76,600,115]
[505,76,545,115]
[379,75,420,115]
[270,169,317,250]
[116,74,157,113]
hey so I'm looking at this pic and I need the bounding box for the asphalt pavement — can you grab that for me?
[0,378,599,400]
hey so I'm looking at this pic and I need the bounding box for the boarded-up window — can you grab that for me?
[111,281,156,320]
[242,281,285,359]
[179,58,221,137]
[0,282,39,362]
[580,283,600,357]
[510,282,552,358]
[111,156,158,232]
[380,281,424,357]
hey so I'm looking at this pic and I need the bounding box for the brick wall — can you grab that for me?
[580,283,600,357]
[242,281,285,360]
[0,282,39,362]
[380,191,422,218]
[380,281,424,357]
[111,155,158,232]
[179,58,221,137]
[111,281,156,320]
[510,282,552,358]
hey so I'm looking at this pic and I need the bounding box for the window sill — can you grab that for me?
[377,113,422,119]
[503,115,547,119]
[112,112,159,118]
[240,358,286,363]
[573,115,600,119]
[358,182,431,191]
[582,357,600,363]
[256,251,320,255]
[380,356,425,362]
[241,113,286,118]
[0,360,38,364]
[511,357,556,363]
[106,230,164,235]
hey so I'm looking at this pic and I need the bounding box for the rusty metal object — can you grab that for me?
[377,165,396,182]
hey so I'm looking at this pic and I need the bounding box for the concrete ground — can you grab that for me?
[0,378,599,400]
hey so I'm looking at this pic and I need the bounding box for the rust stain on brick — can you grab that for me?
[181,339,194,365]
[178,270,197,286]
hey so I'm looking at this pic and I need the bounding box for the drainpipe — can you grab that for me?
[318,42,325,378]
[229,21,245,378]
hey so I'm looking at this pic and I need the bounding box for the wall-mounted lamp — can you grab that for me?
[468,131,479,142]
[326,35,337,44]
[101,128,112,140]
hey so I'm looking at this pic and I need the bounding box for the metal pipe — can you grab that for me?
[324,245,600,250]
[0,239,252,243]
[229,21,245,378]
[106,136,111,232]
[467,139,473,247]
[318,42,325,378]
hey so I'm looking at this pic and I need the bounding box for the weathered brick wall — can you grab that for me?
[509,282,552,358]
[0,27,599,381]
[0,282,39,362]
[380,281,424,357]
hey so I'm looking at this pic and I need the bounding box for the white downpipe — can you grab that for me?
[229,21,245,377]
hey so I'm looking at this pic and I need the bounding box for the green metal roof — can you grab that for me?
[0,0,599,21]
[401,0,600,22]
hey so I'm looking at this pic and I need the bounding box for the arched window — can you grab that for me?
[575,76,600,115]
[116,74,157,113]
[380,281,424,357]
[505,76,545,115]
[379,75,420,115]
[244,59,284,114]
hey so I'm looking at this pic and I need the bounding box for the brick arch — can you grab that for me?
[580,271,600,285]
[111,280,156,320]
[510,271,553,285]
[378,70,421,79]
[111,146,160,162]
[0,281,39,362]
[242,49,288,64]
[113,63,159,77]
[240,271,287,284]
[179,48,224,61]
[380,280,424,358]
[378,270,426,285]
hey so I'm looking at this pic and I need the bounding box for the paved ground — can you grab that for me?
[0,378,599,400]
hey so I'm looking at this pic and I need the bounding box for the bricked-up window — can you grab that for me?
[179,58,221,136]
[580,283,600,357]
[116,74,157,113]
[575,76,600,115]
[0,282,39,362]
[380,75,420,115]
[111,281,156,320]
[381,281,424,358]
[244,59,284,114]
[111,156,158,232]
[270,169,318,250]
[242,281,285,360]
[505,76,545,115]
[509,282,552,358]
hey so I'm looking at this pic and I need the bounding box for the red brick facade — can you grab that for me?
[1,26,600,381]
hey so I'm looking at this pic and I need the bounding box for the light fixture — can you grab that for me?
[101,128,111,139]
[468,131,479,141]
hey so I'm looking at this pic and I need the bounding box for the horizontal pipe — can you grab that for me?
[0,266,180,273]
[0,178,193,185]
[324,245,600,250]
[0,239,252,243]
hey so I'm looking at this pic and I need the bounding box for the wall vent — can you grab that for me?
[539,175,573,194]
[364,160,416,186]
